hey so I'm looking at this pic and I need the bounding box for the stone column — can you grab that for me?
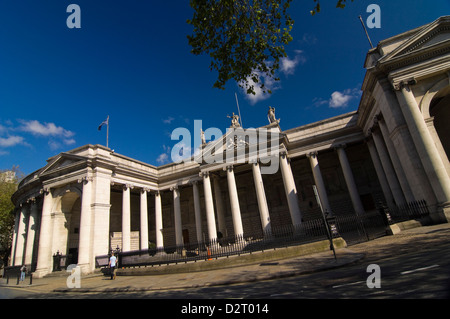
[91,168,112,265]
[366,138,396,208]
[335,145,365,215]
[172,186,183,247]
[396,83,450,205]
[78,177,93,272]
[24,198,38,265]
[377,79,437,207]
[154,191,164,251]
[10,210,20,266]
[140,188,149,251]
[377,117,415,203]
[225,166,244,238]
[371,128,406,206]
[122,184,131,252]
[201,171,217,242]
[307,152,332,215]
[14,204,28,266]
[279,152,302,226]
[192,181,203,244]
[252,161,271,235]
[34,189,54,278]
[212,175,227,237]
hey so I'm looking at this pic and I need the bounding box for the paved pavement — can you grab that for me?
[1,222,449,298]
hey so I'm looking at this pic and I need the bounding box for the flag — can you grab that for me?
[98,116,109,131]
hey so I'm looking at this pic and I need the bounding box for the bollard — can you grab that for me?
[29,273,33,285]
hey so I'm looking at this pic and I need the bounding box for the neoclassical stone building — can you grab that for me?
[10,16,450,277]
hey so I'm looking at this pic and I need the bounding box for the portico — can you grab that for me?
[10,16,450,277]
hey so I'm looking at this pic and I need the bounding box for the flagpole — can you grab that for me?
[235,92,243,127]
[106,115,109,149]
[359,16,374,49]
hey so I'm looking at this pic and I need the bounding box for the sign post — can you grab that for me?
[313,185,337,261]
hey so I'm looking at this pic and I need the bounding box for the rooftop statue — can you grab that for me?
[268,106,280,124]
[227,112,241,128]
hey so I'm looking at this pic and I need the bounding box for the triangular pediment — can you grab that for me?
[194,123,283,165]
[379,16,450,64]
[39,153,88,176]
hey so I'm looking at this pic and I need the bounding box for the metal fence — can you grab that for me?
[94,200,430,269]
[96,218,332,269]
[3,201,431,277]
[379,200,430,225]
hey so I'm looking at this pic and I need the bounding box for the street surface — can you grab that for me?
[1,223,449,300]
[35,241,448,299]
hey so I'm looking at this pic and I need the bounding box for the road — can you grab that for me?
[97,241,449,299]
[4,240,448,300]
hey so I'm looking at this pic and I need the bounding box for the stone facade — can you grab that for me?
[10,17,450,277]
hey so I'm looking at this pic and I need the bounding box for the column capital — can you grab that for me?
[199,171,210,178]
[40,188,50,195]
[170,185,179,191]
[306,151,318,158]
[141,187,151,194]
[26,197,37,204]
[78,176,94,184]
[123,184,134,191]
[333,143,347,151]
[392,78,416,91]
[224,165,234,172]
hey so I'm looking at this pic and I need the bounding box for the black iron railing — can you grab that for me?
[379,200,430,224]
[96,218,331,269]
[94,200,431,269]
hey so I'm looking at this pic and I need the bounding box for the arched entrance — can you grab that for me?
[430,85,450,161]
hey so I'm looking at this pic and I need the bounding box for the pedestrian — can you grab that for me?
[108,253,117,280]
[20,264,27,282]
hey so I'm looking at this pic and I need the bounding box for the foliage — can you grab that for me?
[187,0,294,95]
[310,0,354,15]
[0,167,22,267]
[187,0,354,95]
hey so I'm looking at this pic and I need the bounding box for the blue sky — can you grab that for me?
[1,0,449,176]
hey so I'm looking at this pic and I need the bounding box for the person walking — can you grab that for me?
[108,253,117,280]
[20,264,27,282]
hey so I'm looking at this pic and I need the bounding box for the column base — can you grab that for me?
[32,268,51,279]
[437,201,450,223]
[77,263,95,275]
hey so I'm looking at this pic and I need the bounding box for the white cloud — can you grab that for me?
[19,120,74,138]
[64,138,76,145]
[156,153,169,164]
[156,141,196,165]
[330,91,353,108]
[241,51,306,105]
[280,52,306,76]
[329,88,362,108]
[163,117,175,124]
[48,140,61,151]
[241,71,279,105]
[171,141,192,163]
[0,136,24,147]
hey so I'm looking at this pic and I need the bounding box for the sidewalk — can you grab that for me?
[2,222,449,296]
